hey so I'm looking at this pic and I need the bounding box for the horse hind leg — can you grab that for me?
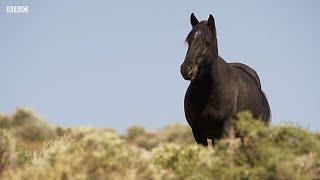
[210,139,215,148]
[222,116,236,139]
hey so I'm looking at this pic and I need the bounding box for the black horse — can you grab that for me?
[180,13,271,146]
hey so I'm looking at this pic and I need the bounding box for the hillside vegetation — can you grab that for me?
[1,108,320,179]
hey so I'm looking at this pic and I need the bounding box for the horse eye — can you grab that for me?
[205,41,210,47]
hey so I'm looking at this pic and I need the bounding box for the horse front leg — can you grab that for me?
[192,128,208,146]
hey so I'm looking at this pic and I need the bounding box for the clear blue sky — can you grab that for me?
[1,1,319,132]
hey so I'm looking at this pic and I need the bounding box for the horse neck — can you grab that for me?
[210,55,224,83]
[193,55,225,89]
[206,39,222,86]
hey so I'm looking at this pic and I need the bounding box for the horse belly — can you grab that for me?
[237,85,264,119]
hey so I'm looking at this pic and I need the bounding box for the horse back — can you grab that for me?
[229,62,261,90]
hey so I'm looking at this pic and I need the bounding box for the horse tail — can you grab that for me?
[260,91,271,124]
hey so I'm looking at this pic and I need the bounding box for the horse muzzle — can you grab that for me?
[180,64,198,80]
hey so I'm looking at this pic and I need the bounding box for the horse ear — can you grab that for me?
[207,14,216,31]
[190,13,199,27]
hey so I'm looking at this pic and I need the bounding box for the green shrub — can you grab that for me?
[153,143,214,180]
[152,112,320,180]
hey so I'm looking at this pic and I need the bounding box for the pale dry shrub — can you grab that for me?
[8,127,163,180]
[158,124,194,146]
[124,124,194,150]
[0,130,17,173]
[0,108,56,142]
[0,129,31,175]
[125,126,160,150]
[1,110,320,179]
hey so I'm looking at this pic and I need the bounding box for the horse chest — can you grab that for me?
[186,85,229,126]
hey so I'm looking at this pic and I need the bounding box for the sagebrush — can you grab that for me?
[0,108,319,179]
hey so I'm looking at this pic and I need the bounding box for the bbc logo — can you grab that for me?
[7,6,29,13]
